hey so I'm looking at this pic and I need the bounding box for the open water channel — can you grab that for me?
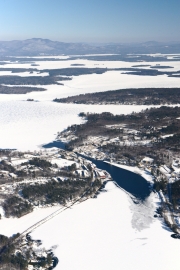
[79,154,152,201]
[43,140,151,201]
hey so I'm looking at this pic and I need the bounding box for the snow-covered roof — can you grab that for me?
[142,157,154,163]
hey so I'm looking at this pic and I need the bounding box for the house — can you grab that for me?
[97,171,106,179]
[141,157,154,165]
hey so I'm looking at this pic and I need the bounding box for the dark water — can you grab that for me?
[43,141,66,149]
[43,141,151,200]
[49,257,59,269]
[79,154,151,201]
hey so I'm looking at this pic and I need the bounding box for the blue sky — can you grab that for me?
[0,0,180,43]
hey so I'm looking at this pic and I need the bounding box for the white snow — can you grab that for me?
[161,134,174,138]
[0,206,5,218]
[0,100,160,151]
[3,57,180,72]
[142,157,154,163]
[0,71,49,77]
[51,158,79,168]
[2,141,175,269]
[26,182,180,270]
[10,158,28,166]
[0,206,60,236]
[0,57,180,151]
[0,56,180,269]
[0,181,178,270]
[60,72,180,96]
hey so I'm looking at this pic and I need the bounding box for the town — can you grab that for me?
[1,104,177,258]
[57,106,180,236]
[0,148,111,269]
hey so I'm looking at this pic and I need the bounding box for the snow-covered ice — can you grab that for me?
[0,181,179,269]
[0,57,180,150]
[0,206,60,236]
[0,56,180,269]
[0,100,160,150]
[2,56,180,72]
[0,71,49,76]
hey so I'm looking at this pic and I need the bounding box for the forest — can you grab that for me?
[65,106,180,163]
[54,88,180,105]
[0,85,46,94]
[22,178,101,205]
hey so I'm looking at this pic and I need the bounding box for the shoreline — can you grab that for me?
[104,161,154,184]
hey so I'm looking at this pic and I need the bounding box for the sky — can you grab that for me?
[0,0,180,43]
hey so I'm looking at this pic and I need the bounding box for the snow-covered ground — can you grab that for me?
[0,205,60,236]
[0,56,180,150]
[3,55,180,72]
[0,71,49,76]
[0,56,180,269]
[0,181,179,269]
[0,100,158,150]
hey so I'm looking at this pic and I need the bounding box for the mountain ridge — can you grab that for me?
[0,38,180,55]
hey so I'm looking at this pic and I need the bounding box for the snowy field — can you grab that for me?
[0,100,160,150]
[0,182,179,270]
[3,55,180,72]
[0,55,180,150]
[0,55,180,269]
[30,182,180,270]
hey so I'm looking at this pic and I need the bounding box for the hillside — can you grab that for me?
[0,39,180,56]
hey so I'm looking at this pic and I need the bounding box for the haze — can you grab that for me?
[0,0,180,43]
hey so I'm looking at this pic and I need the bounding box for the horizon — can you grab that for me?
[0,38,180,45]
[0,1,180,268]
[0,0,180,43]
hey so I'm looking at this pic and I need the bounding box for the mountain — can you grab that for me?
[0,38,180,56]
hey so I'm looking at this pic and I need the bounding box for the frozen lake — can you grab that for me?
[1,55,180,150]
[0,181,179,270]
[0,100,160,150]
[0,55,180,269]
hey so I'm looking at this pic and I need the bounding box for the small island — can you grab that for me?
[0,85,46,94]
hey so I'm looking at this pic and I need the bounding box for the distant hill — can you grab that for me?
[0,38,180,56]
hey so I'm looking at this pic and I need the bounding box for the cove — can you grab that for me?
[78,154,151,201]
[42,141,66,149]
[43,141,151,201]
